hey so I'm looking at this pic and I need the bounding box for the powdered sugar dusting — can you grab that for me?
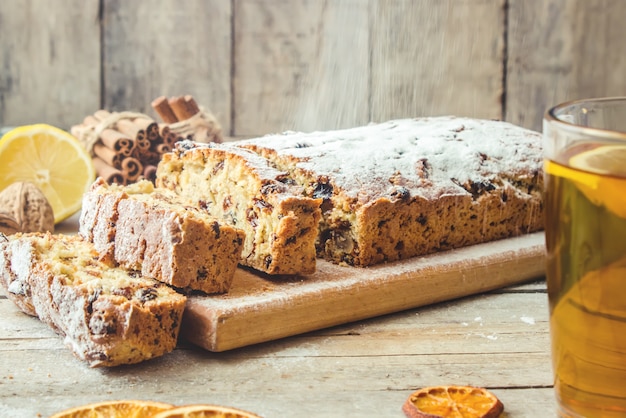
[175,140,291,182]
[238,116,542,200]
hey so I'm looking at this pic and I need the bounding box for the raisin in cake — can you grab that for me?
[237,116,544,266]
[0,232,186,367]
[80,179,245,294]
[156,142,322,275]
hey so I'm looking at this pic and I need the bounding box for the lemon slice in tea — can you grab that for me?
[569,144,626,177]
[402,385,504,418]
[545,144,626,219]
[0,124,95,223]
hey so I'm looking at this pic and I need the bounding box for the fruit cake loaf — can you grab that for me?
[0,232,186,367]
[79,179,245,294]
[237,116,544,266]
[156,142,322,275]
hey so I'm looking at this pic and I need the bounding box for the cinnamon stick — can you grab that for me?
[92,157,126,185]
[84,112,135,156]
[155,143,171,155]
[121,157,143,182]
[116,118,142,139]
[159,124,171,139]
[152,96,179,123]
[168,96,197,121]
[93,143,123,169]
[163,131,180,148]
[184,95,200,115]
[136,131,150,154]
[133,118,160,144]
[99,129,135,156]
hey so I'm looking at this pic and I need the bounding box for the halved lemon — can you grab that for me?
[545,144,626,219]
[402,385,504,418]
[152,404,262,418]
[0,124,95,223]
[49,400,174,418]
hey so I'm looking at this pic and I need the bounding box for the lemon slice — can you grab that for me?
[569,144,626,177]
[0,124,95,223]
[545,144,626,219]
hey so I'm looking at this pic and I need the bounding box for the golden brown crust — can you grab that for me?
[156,143,322,275]
[0,232,186,367]
[80,179,245,294]
[238,117,544,266]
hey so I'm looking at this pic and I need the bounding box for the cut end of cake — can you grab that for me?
[0,232,187,367]
[156,142,323,275]
[80,178,245,294]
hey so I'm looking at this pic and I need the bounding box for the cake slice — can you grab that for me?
[0,232,186,367]
[79,179,245,294]
[237,116,544,266]
[156,142,322,275]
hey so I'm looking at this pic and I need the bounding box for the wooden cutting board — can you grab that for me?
[181,232,546,352]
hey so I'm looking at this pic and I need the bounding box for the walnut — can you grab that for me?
[0,182,55,233]
[0,211,20,235]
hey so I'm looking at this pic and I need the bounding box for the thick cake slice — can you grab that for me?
[156,142,322,275]
[0,232,186,367]
[79,179,245,294]
[237,116,544,266]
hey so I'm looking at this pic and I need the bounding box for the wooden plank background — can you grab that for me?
[1,0,625,138]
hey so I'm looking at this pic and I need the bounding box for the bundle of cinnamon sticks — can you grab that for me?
[71,110,183,185]
[71,95,222,186]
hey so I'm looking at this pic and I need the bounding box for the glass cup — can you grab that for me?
[543,97,626,417]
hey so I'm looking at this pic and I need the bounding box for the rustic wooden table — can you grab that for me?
[0,217,557,418]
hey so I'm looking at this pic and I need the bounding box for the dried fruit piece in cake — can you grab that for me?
[0,232,186,367]
[238,117,543,266]
[79,179,245,294]
[402,385,504,418]
[156,142,322,276]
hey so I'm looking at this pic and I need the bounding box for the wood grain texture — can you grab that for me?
[102,0,232,132]
[0,286,555,417]
[370,0,505,123]
[181,232,545,352]
[233,0,370,135]
[2,0,626,137]
[506,0,626,131]
[0,0,100,130]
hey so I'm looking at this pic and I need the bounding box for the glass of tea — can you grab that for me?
[543,97,626,417]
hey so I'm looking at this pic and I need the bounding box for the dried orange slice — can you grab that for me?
[402,385,504,418]
[49,399,174,418]
[152,404,262,418]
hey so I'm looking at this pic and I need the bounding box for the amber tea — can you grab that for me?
[544,152,626,417]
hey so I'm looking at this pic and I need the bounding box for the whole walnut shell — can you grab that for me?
[0,211,20,235]
[0,182,55,233]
